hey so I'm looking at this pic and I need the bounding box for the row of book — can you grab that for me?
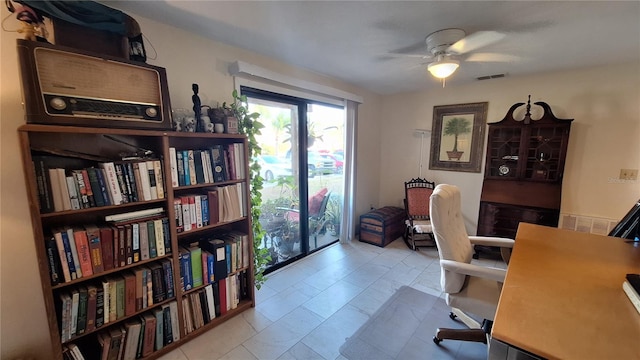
[33,155,166,213]
[173,184,246,234]
[623,273,640,315]
[177,231,250,292]
[168,144,245,188]
[62,300,180,360]
[182,272,249,335]
[46,214,171,284]
[57,259,175,343]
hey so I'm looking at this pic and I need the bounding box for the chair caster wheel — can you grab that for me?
[449,312,457,320]
[433,336,442,345]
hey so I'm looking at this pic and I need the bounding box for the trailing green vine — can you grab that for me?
[228,89,270,289]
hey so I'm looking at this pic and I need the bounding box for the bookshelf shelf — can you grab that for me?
[19,125,255,360]
[40,199,167,218]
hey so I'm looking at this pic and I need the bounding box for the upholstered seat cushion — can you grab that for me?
[446,275,501,320]
[405,219,433,233]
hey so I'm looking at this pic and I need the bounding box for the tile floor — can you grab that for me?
[158,237,505,360]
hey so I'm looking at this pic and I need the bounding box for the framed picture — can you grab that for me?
[429,102,488,172]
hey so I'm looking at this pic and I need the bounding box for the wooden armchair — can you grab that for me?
[403,178,437,250]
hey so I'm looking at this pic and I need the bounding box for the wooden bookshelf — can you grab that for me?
[19,124,255,360]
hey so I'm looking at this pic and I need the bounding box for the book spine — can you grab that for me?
[73,230,93,277]
[162,218,171,253]
[162,304,173,345]
[113,163,130,204]
[86,168,105,207]
[33,158,54,213]
[169,300,180,342]
[188,150,197,186]
[162,259,175,299]
[193,150,205,184]
[59,230,77,280]
[45,236,61,285]
[139,222,150,261]
[95,285,104,328]
[146,160,158,200]
[182,150,190,186]
[154,219,165,256]
[65,175,81,210]
[147,221,157,258]
[154,159,165,199]
[169,147,179,188]
[136,161,152,201]
[123,162,138,203]
[132,223,140,263]
[176,150,185,187]
[95,168,112,206]
[100,162,123,205]
[76,286,88,335]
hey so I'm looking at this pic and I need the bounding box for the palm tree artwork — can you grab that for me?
[443,116,472,160]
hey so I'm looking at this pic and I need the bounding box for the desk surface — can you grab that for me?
[491,223,640,360]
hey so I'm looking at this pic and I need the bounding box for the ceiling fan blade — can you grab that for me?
[447,31,506,55]
[465,52,523,62]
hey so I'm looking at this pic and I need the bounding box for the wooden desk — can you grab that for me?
[490,223,640,360]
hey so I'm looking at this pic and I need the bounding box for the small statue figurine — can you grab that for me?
[192,83,205,132]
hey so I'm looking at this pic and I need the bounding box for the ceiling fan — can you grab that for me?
[391,28,507,85]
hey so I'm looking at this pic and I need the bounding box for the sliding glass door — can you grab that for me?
[243,88,344,273]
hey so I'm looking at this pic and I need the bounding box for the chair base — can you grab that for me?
[433,314,493,345]
[433,328,487,344]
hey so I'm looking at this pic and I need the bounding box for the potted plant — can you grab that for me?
[443,117,471,160]
[228,90,270,289]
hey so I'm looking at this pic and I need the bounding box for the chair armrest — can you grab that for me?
[440,259,506,283]
[468,236,515,249]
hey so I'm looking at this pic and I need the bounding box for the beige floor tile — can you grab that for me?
[301,304,370,360]
[256,286,313,322]
[219,345,258,360]
[276,342,325,360]
[302,280,365,319]
[178,315,256,359]
[243,307,324,359]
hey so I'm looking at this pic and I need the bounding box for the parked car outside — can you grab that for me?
[320,153,344,174]
[308,152,336,176]
[256,155,291,181]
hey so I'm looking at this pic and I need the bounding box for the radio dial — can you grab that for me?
[145,107,158,118]
[50,97,67,111]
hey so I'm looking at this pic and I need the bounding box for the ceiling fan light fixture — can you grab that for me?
[427,59,459,78]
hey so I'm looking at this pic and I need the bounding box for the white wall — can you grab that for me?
[379,63,640,233]
[0,7,381,359]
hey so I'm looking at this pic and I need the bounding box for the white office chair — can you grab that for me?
[429,184,515,345]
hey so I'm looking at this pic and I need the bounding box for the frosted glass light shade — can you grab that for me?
[427,60,459,79]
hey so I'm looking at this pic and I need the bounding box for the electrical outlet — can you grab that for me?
[619,169,638,180]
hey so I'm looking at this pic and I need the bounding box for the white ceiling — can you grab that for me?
[109,1,640,95]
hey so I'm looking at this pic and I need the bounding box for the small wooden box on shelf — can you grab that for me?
[18,124,254,360]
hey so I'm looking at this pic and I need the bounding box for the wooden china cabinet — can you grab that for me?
[476,97,573,248]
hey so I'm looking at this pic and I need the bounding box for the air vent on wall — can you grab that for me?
[476,73,506,81]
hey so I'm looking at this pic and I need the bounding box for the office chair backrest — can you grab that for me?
[430,184,474,294]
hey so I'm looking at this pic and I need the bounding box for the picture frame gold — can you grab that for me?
[429,102,488,172]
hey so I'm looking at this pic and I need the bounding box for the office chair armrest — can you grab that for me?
[440,260,506,283]
[468,236,515,249]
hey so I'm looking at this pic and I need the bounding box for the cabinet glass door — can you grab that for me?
[486,126,522,178]
[525,126,567,182]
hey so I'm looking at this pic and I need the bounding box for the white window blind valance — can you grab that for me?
[229,60,363,105]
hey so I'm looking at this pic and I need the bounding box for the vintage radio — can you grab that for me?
[16,39,172,129]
